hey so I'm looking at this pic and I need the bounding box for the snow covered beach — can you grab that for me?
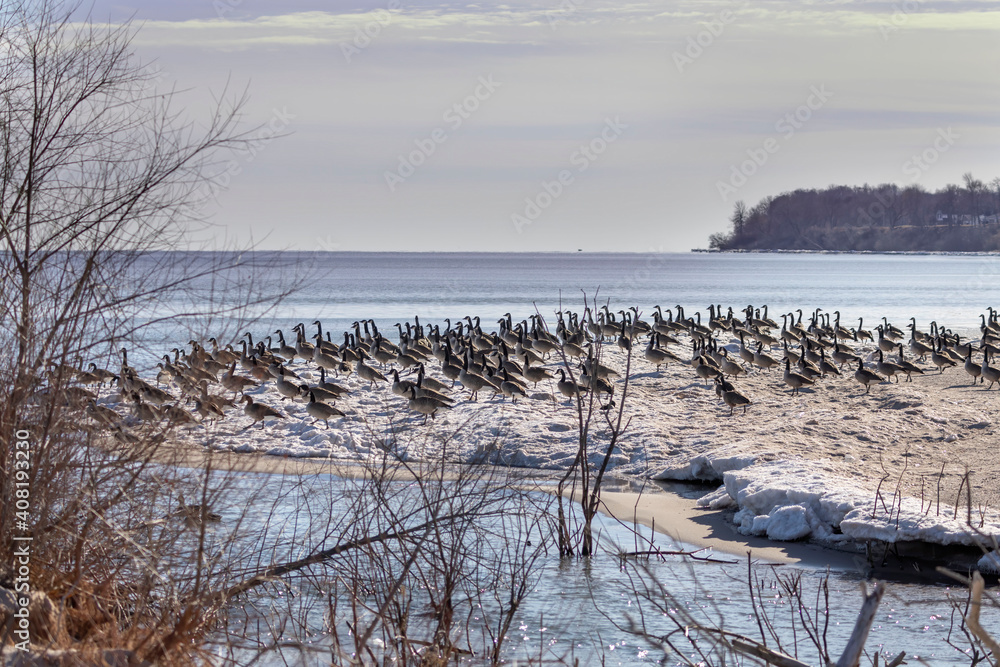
[98,308,1000,574]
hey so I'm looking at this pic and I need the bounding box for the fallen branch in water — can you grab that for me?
[617,547,737,564]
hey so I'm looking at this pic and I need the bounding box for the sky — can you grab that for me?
[86,0,1000,252]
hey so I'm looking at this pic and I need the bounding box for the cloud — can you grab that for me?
[112,0,1000,251]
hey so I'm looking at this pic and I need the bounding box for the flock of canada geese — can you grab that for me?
[75,304,1000,435]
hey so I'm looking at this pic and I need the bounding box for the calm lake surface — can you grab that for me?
[135,251,1000,364]
[143,252,997,665]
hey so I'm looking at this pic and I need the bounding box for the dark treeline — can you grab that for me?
[710,173,1000,252]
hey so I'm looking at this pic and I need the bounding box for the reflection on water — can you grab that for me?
[196,470,987,666]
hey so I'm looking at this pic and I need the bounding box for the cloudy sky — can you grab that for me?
[89,1,999,252]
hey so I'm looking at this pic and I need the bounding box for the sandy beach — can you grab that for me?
[104,318,1000,575]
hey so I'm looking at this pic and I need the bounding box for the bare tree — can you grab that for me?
[0,1,300,661]
[964,172,984,224]
[552,294,635,558]
[731,200,749,237]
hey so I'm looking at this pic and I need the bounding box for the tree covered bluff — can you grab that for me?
[710,174,1000,252]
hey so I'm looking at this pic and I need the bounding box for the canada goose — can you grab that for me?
[752,327,778,348]
[162,404,198,428]
[140,384,175,406]
[222,361,256,396]
[84,363,116,387]
[292,324,316,362]
[209,338,239,365]
[241,395,285,429]
[854,359,883,393]
[368,337,397,366]
[174,494,222,524]
[275,367,306,400]
[312,321,341,355]
[413,372,454,404]
[458,355,490,401]
[306,391,345,428]
[818,348,841,377]
[416,364,451,395]
[128,392,161,423]
[719,351,745,379]
[616,321,632,352]
[876,350,904,383]
[716,378,751,415]
[195,399,225,425]
[782,340,802,365]
[876,326,897,354]
[737,333,756,365]
[714,375,735,398]
[882,318,904,341]
[981,350,1000,389]
[530,328,558,357]
[832,312,854,341]
[583,350,620,380]
[946,334,971,360]
[908,334,933,361]
[395,346,422,370]
[440,347,463,386]
[964,353,982,384]
[272,330,298,361]
[854,318,873,343]
[316,367,349,397]
[500,369,528,403]
[796,358,822,381]
[312,336,341,371]
[356,359,388,389]
[407,386,450,423]
[894,345,923,382]
[86,399,120,426]
[695,358,721,386]
[391,368,416,397]
[522,357,553,386]
[830,343,859,369]
[579,367,614,396]
[556,368,582,400]
[643,334,676,371]
[782,358,814,394]
[752,342,780,372]
[930,339,957,373]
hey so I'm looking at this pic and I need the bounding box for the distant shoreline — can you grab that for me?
[691,247,1000,256]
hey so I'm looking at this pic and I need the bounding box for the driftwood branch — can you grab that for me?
[730,639,813,667]
[966,571,1000,657]
[835,582,885,667]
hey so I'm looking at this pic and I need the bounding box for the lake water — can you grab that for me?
[140,251,998,665]
[133,251,1000,368]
